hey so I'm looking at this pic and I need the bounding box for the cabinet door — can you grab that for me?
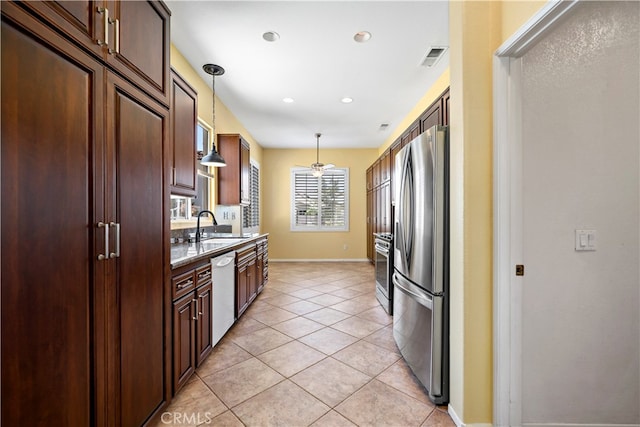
[367,190,374,262]
[390,141,402,204]
[106,71,168,426]
[372,159,381,188]
[236,262,249,317]
[381,182,391,234]
[170,69,197,196]
[247,256,258,304]
[17,0,105,59]
[195,283,213,366]
[106,0,170,104]
[256,248,265,293]
[420,100,441,133]
[1,6,104,425]
[172,293,196,395]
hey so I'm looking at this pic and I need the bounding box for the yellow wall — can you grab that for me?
[501,0,548,43]
[379,68,451,155]
[262,148,378,260]
[447,1,545,424]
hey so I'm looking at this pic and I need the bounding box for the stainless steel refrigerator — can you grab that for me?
[393,125,449,404]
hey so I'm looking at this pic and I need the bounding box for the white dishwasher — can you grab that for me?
[211,251,236,346]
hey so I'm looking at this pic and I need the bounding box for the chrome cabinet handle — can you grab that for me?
[198,271,211,280]
[109,222,120,258]
[96,7,109,47]
[97,222,109,260]
[177,279,193,290]
[108,17,120,54]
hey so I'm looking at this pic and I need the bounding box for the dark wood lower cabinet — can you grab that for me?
[171,263,213,395]
[173,292,197,393]
[236,245,258,317]
[256,238,268,293]
[195,282,213,364]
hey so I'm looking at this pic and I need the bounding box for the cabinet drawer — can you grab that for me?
[236,245,256,266]
[172,271,195,300]
[195,264,212,286]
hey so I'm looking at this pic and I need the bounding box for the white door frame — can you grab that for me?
[492,1,580,425]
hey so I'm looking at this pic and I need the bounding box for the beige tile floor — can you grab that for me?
[157,262,455,427]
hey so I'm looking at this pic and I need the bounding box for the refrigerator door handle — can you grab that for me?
[398,149,414,270]
[393,273,433,310]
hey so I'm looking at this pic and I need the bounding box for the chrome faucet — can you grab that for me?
[196,210,218,242]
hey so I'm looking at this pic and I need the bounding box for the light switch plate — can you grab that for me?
[575,229,597,251]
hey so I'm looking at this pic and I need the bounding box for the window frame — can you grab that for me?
[290,167,349,232]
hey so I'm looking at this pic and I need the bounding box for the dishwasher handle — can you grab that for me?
[213,255,234,268]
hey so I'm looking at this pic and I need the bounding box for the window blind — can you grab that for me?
[291,168,349,231]
[243,162,260,228]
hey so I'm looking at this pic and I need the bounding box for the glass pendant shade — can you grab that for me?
[202,63,226,167]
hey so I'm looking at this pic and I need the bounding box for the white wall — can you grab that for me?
[520,1,639,424]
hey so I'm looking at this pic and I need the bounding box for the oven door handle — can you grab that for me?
[375,243,390,254]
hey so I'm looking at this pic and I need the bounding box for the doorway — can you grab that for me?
[494,1,639,425]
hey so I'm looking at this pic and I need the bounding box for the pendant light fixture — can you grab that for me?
[200,63,226,167]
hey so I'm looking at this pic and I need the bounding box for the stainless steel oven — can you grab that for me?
[374,233,393,314]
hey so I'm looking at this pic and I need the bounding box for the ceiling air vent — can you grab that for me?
[420,46,447,67]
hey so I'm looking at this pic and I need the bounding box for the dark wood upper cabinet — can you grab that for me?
[217,133,251,206]
[18,0,170,105]
[366,166,373,191]
[420,99,442,133]
[380,149,391,183]
[390,140,402,203]
[170,68,198,197]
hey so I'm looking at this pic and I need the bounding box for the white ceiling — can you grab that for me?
[167,1,449,149]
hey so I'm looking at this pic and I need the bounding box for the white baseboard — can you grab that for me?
[270,258,370,263]
[448,405,463,427]
[523,424,640,427]
[447,404,493,427]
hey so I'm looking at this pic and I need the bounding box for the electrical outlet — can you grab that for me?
[343,244,348,250]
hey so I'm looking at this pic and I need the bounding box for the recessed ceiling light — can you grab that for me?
[263,31,280,42]
[341,97,353,104]
[282,97,294,103]
[354,31,371,43]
